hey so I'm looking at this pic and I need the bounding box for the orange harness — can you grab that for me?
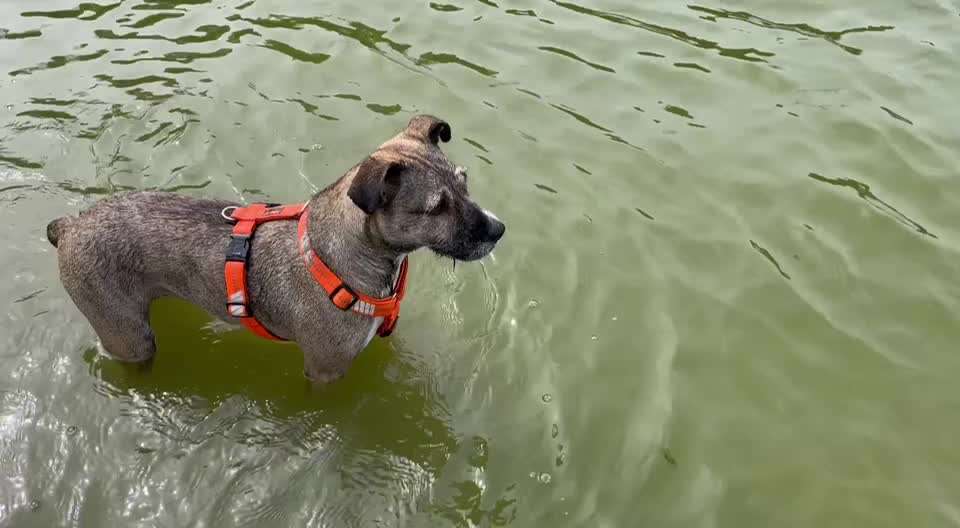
[223,203,408,341]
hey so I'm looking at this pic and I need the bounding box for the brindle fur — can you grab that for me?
[47,115,505,383]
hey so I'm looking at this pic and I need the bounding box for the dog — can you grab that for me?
[46,115,505,383]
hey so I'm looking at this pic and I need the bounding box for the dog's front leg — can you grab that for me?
[297,333,357,384]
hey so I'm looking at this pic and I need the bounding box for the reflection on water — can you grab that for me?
[76,298,518,525]
[538,46,615,73]
[2,0,959,525]
[551,0,777,63]
[10,50,110,77]
[808,172,935,239]
[89,298,456,469]
[21,3,120,21]
[688,5,894,56]
[750,240,791,280]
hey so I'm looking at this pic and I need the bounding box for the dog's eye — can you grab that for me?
[412,194,447,216]
[427,194,448,216]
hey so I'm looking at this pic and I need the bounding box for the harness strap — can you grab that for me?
[222,202,408,341]
[296,213,408,337]
[224,203,306,340]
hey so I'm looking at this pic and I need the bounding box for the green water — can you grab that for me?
[2,0,959,526]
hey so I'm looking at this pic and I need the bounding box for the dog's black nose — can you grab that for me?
[487,218,505,242]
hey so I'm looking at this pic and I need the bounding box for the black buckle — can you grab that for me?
[329,284,358,311]
[225,235,251,262]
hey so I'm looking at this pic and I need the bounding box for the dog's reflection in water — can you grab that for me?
[87,300,442,473]
[84,297,516,525]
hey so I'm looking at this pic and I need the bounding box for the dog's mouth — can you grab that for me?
[431,240,498,263]
[430,207,504,263]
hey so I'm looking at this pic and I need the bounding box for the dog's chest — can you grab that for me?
[361,317,383,349]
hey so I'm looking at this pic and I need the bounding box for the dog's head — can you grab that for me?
[347,115,505,261]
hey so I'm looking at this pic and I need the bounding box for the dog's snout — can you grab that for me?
[483,210,505,242]
[489,218,505,242]
[450,205,505,259]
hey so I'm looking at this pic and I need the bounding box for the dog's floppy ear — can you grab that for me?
[348,157,404,214]
[406,114,452,145]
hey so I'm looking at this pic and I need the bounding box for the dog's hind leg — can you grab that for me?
[60,267,157,362]
[54,223,160,362]
[72,293,157,362]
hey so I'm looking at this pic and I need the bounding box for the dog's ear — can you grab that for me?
[406,114,451,145]
[348,158,404,214]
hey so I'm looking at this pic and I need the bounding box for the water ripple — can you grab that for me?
[538,46,615,73]
[94,24,231,44]
[750,240,792,280]
[259,39,330,64]
[429,3,463,13]
[111,47,233,65]
[123,12,185,29]
[236,15,411,55]
[21,2,121,21]
[880,106,913,126]
[688,5,894,56]
[10,49,109,77]
[416,52,498,77]
[1,29,43,40]
[808,172,936,239]
[550,0,776,63]
[2,0,959,525]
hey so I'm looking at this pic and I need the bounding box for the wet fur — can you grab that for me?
[47,115,505,383]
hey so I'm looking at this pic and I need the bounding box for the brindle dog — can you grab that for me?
[46,115,505,383]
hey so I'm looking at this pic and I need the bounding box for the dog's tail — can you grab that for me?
[46,217,68,248]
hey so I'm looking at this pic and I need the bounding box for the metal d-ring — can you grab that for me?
[221,206,238,222]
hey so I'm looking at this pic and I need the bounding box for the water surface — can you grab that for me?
[2,0,959,526]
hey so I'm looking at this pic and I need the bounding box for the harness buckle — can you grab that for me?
[225,235,251,262]
[329,284,358,311]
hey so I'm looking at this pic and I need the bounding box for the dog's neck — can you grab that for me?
[305,183,405,299]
